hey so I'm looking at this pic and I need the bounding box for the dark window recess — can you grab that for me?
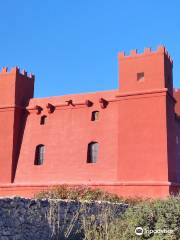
[91,111,99,121]
[34,144,45,165]
[137,72,144,81]
[87,142,99,163]
[40,115,47,125]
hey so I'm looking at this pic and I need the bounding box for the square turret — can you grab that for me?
[118,46,173,95]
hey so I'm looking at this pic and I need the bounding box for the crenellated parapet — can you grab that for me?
[0,66,35,107]
[118,45,174,94]
[0,66,35,80]
[119,45,173,64]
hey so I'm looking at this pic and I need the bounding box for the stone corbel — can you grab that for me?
[35,105,43,114]
[46,103,55,113]
[99,98,108,109]
[66,99,75,106]
[85,100,93,107]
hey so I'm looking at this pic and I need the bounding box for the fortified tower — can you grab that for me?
[117,46,177,194]
[119,46,173,93]
[0,67,34,183]
[0,46,179,198]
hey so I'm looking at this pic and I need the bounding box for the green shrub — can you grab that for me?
[82,196,180,240]
[36,186,180,239]
[35,185,122,203]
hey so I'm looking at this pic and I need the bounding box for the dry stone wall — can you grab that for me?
[0,197,128,240]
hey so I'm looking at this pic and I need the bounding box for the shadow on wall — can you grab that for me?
[12,108,29,183]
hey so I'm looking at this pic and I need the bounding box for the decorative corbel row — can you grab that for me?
[31,97,109,115]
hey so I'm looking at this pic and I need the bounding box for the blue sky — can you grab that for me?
[0,0,179,97]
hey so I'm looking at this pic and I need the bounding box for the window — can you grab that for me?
[137,72,144,81]
[91,111,99,121]
[40,115,47,125]
[34,144,45,165]
[87,142,99,163]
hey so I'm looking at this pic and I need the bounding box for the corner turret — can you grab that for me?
[118,46,173,95]
[0,66,34,106]
[0,67,35,183]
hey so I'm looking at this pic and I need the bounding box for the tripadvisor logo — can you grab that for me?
[135,227,174,236]
[135,227,143,236]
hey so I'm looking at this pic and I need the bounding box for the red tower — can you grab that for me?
[0,67,34,183]
[116,46,177,196]
[0,46,179,198]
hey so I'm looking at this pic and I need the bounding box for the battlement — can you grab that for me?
[119,45,173,64]
[0,66,35,80]
[118,45,174,94]
[0,66,35,107]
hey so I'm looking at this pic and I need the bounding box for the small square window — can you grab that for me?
[91,111,99,121]
[137,72,144,81]
[40,115,47,125]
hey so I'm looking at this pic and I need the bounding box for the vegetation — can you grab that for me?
[82,196,180,240]
[35,186,180,240]
[105,196,180,240]
[35,185,122,203]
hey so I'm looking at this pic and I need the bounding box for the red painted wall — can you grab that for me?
[0,46,180,198]
[15,91,119,183]
[174,89,180,183]
[0,68,34,183]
